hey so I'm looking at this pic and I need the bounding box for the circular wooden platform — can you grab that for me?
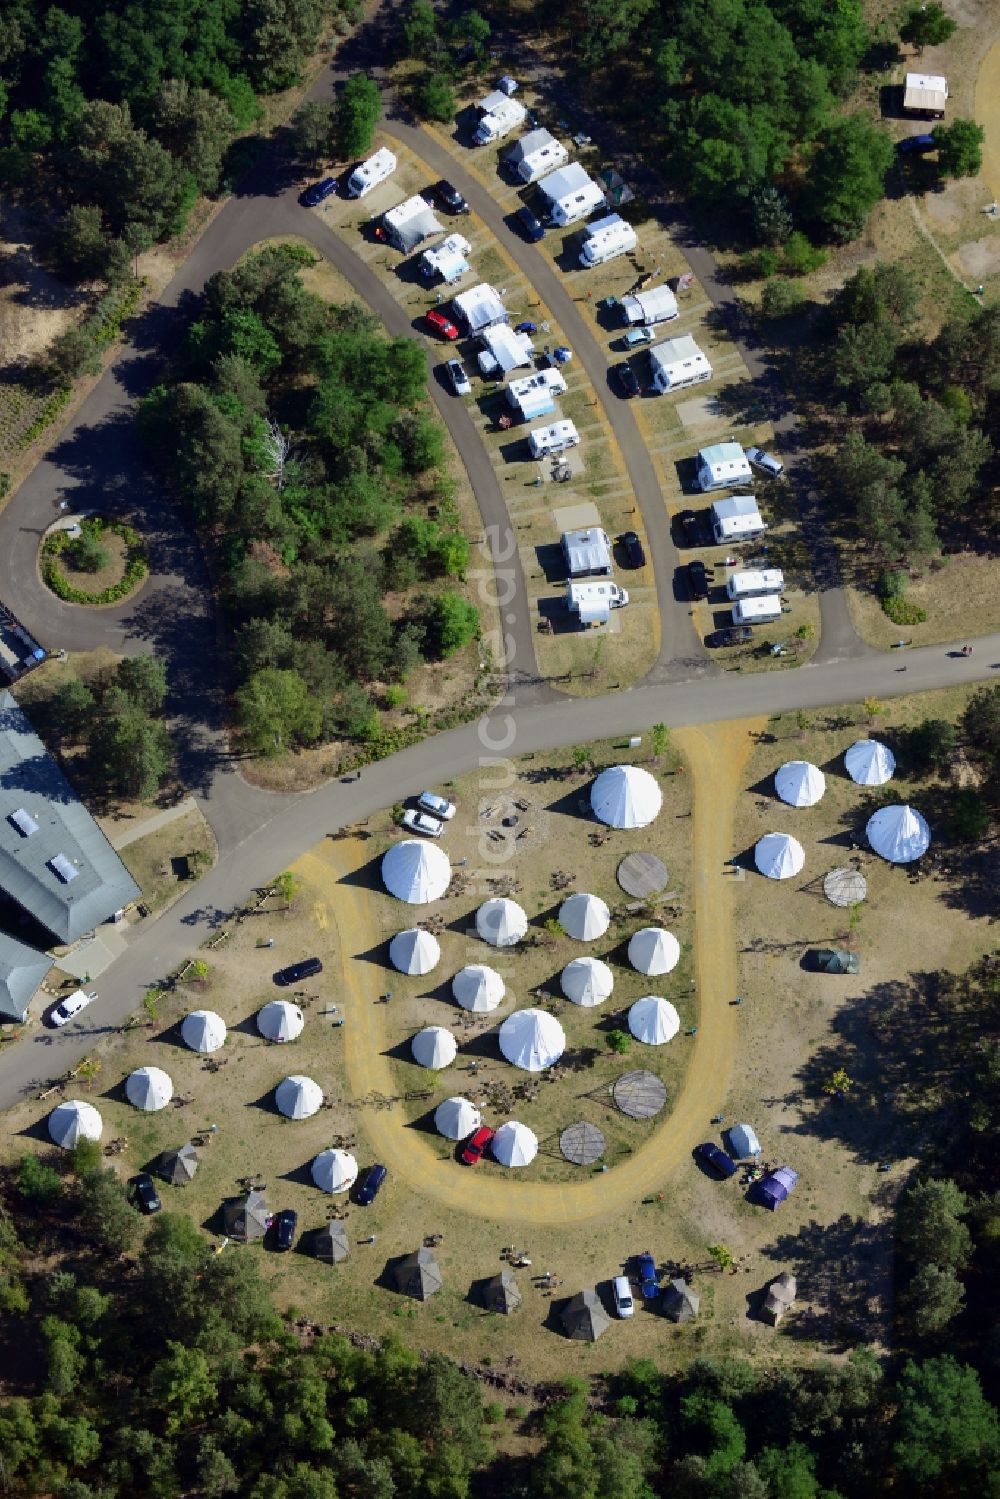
[613,1070,668,1119]
[559,1121,606,1165]
[617,852,668,898]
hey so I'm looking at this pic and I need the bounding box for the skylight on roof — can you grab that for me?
[49,853,79,883]
[10,808,38,837]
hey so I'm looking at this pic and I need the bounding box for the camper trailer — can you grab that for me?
[566,581,629,623]
[452,284,507,335]
[346,147,397,198]
[732,595,783,626]
[711,494,767,545]
[506,128,569,184]
[419,234,471,285]
[382,195,443,253]
[903,72,948,117]
[561,527,613,578]
[528,420,580,458]
[538,163,606,227]
[507,368,567,421]
[579,214,638,268]
[696,442,753,491]
[726,568,785,601]
[650,336,713,393]
[473,90,527,145]
[621,286,678,327]
[477,325,534,377]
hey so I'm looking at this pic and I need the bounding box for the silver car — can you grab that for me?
[746,446,784,478]
[402,808,445,837]
[445,360,471,396]
[418,791,456,821]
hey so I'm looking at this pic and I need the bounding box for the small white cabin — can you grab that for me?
[528,419,580,458]
[346,147,397,198]
[621,286,678,327]
[732,595,783,626]
[538,163,606,226]
[473,91,527,145]
[452,283,507,334]
[507,367,567,420]
[579,214,638,268]
[566,581,629,623]
[506,128,569,184]
[697,442,752,491]
[726,568,784,601]
[650,335,713,394]
[711,494,766,544]
[903,73,948,116]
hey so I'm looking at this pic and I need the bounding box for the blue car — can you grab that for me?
[695,1142,737,1179]
[355,1163,387,1205]
[637,1250,659,1299]
[301,177,338,206]
[516,206,545,242]
[897,134,937,156]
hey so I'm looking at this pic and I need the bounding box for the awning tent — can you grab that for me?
[48,1098,102,1148]
[389,927,441,975]
[775,761,826,808]
[257,1000,304,1043]
[311,1148,358,1194]
[728,1122,761,1158]
[275,1074,323,1119]
[499,1008,565,1071]
[476,897,527,947]
[159,1142,199,1185]
[866,804,931,864]
[223,1190,270,1241]
[491,1119,538,1166]
[628,926,680,976]
[452,964,505,1011]
[126,1065,173,1112]
[560,956,614,1006]
[753,1166,799,1210]
[482,1268,522,1313]
[627,995,680,1046]
[561,1289,610,1341]
[559,891,610,941]
[754,832,805,880]
[181,1009,227,1053]
[590,764,662,828]
[662,1278,700,1322]
[844,739,895,786]
[434,1096,482,1139]
[411,1025,457,1069]
[382,840,451,904]
[392,1246,442,1300]
[313,1222,350,1263]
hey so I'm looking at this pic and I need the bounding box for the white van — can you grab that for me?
[612,1275,635,1317]
[566,581,628,622]
[726,568,784,601]
[346,147,397,198]
[528,419,580,458]
[732,595,783,626]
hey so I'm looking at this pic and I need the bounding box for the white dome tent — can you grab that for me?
[754,832,805,880]
[389,928,441,976]
[628,927,680,977]
[181,1009,227,1054]
[559,892,610,942]
[411,1026,458,1069]
[492,1120,538,1167]
[434,1096,482,1139]
[476,897,528,948]
[48,1099,102,1149]
[382,840,451,904]
[311,1149,358,1194]
[590,764,662,829]
[775,761,826,808]
[452,964,505,1012]
[845,739,895,786]
[560,956,614,1007]
[866,804,931,864]
[257,1000,304,1043]
[125,1065,173,1112]
[275,1075,323,1119]
[499,1008,566,1071]
[627,995,680,1046]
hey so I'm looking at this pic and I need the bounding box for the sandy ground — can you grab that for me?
[976,35,1000,204]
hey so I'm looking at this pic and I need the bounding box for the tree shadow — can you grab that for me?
[759,1211,892,1349]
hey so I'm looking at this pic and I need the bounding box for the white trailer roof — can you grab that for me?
[562,527,611,574]
[622,286,678,324]
[904,73,947,110]
[651,335,711,375]
[538,162,593,202]
[452,283,507,332]
[479,324,534,372]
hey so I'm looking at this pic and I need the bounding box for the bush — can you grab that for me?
[18,1154,62,1204]
[42,520,147,605]
[66,524,110,574]
[761,278,806,320]
[782,232,827,276]
[412,71,457,123]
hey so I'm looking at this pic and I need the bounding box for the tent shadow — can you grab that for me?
[246,1089,283,1115]
[149,1020,193,1051]
[377,1253,409,1295]
[543,786,596,823]
[278,1158,321,1188]
[455,1025,503,1060]
[745,1283,771,1323]
[201,1201,229,1236]
[404,1103,442,1136]
[354,941,392,968]
[99,1076,132,1106]
[18,1114,57,1141]
[544,1294,571,1337]
[232,1013,267,1039]
[338,856,388,895]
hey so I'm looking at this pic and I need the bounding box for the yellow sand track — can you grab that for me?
[295,717,763,1226]
[976,36,1000,204]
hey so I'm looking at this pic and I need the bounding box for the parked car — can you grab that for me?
[811,948,861,974]
[425,309,460,340]
[676,509,702,546]
[51,988,97,1027]
[402,808,445,837]
[623,327,655,349]
[707,626,754,648]
[637,1250,659,1299]
[614,362,640,398]
[617,531,646,569]
[897,133,937,155]
[694,1142,738,1179]
[434,179,469,214]
[445,359,471,396]
[515,205,545,242]
[687,559,709,600]
[274,957,323,987]
[273,1209,298,1250]
[130,1173,162,1215]
[355,1163,387,1204]
[461,1126,495,1165]
[746,446,784,478]
[300,177,337,206]
[418,790,456,821]
[612,1274,635,1318]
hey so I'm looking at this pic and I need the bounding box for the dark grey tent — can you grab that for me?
[561,1289,610,1342]
[159,1143,199,1185]
[222,1190,270,1241]
[482,1268,522,1314]
[392,1247,442,1300]
[662,1278,699,1323]
[762,1272,797,1325]
[0,932,53,1022]
[313,1223,350,1264]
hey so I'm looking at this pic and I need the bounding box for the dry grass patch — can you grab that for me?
[119,807,218,916]
[846,552,1000,649]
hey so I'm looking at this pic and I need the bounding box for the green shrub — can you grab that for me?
[42,519,147,605]
[880,571,927,626]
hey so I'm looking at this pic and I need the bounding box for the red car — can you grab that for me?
[426,308,459,340]
[461,1126,495,1165]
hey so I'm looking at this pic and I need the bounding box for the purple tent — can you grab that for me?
[754,1166,799,1210]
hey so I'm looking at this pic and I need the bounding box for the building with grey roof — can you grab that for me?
[0,931,53,1022]
[0,691,140,945]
